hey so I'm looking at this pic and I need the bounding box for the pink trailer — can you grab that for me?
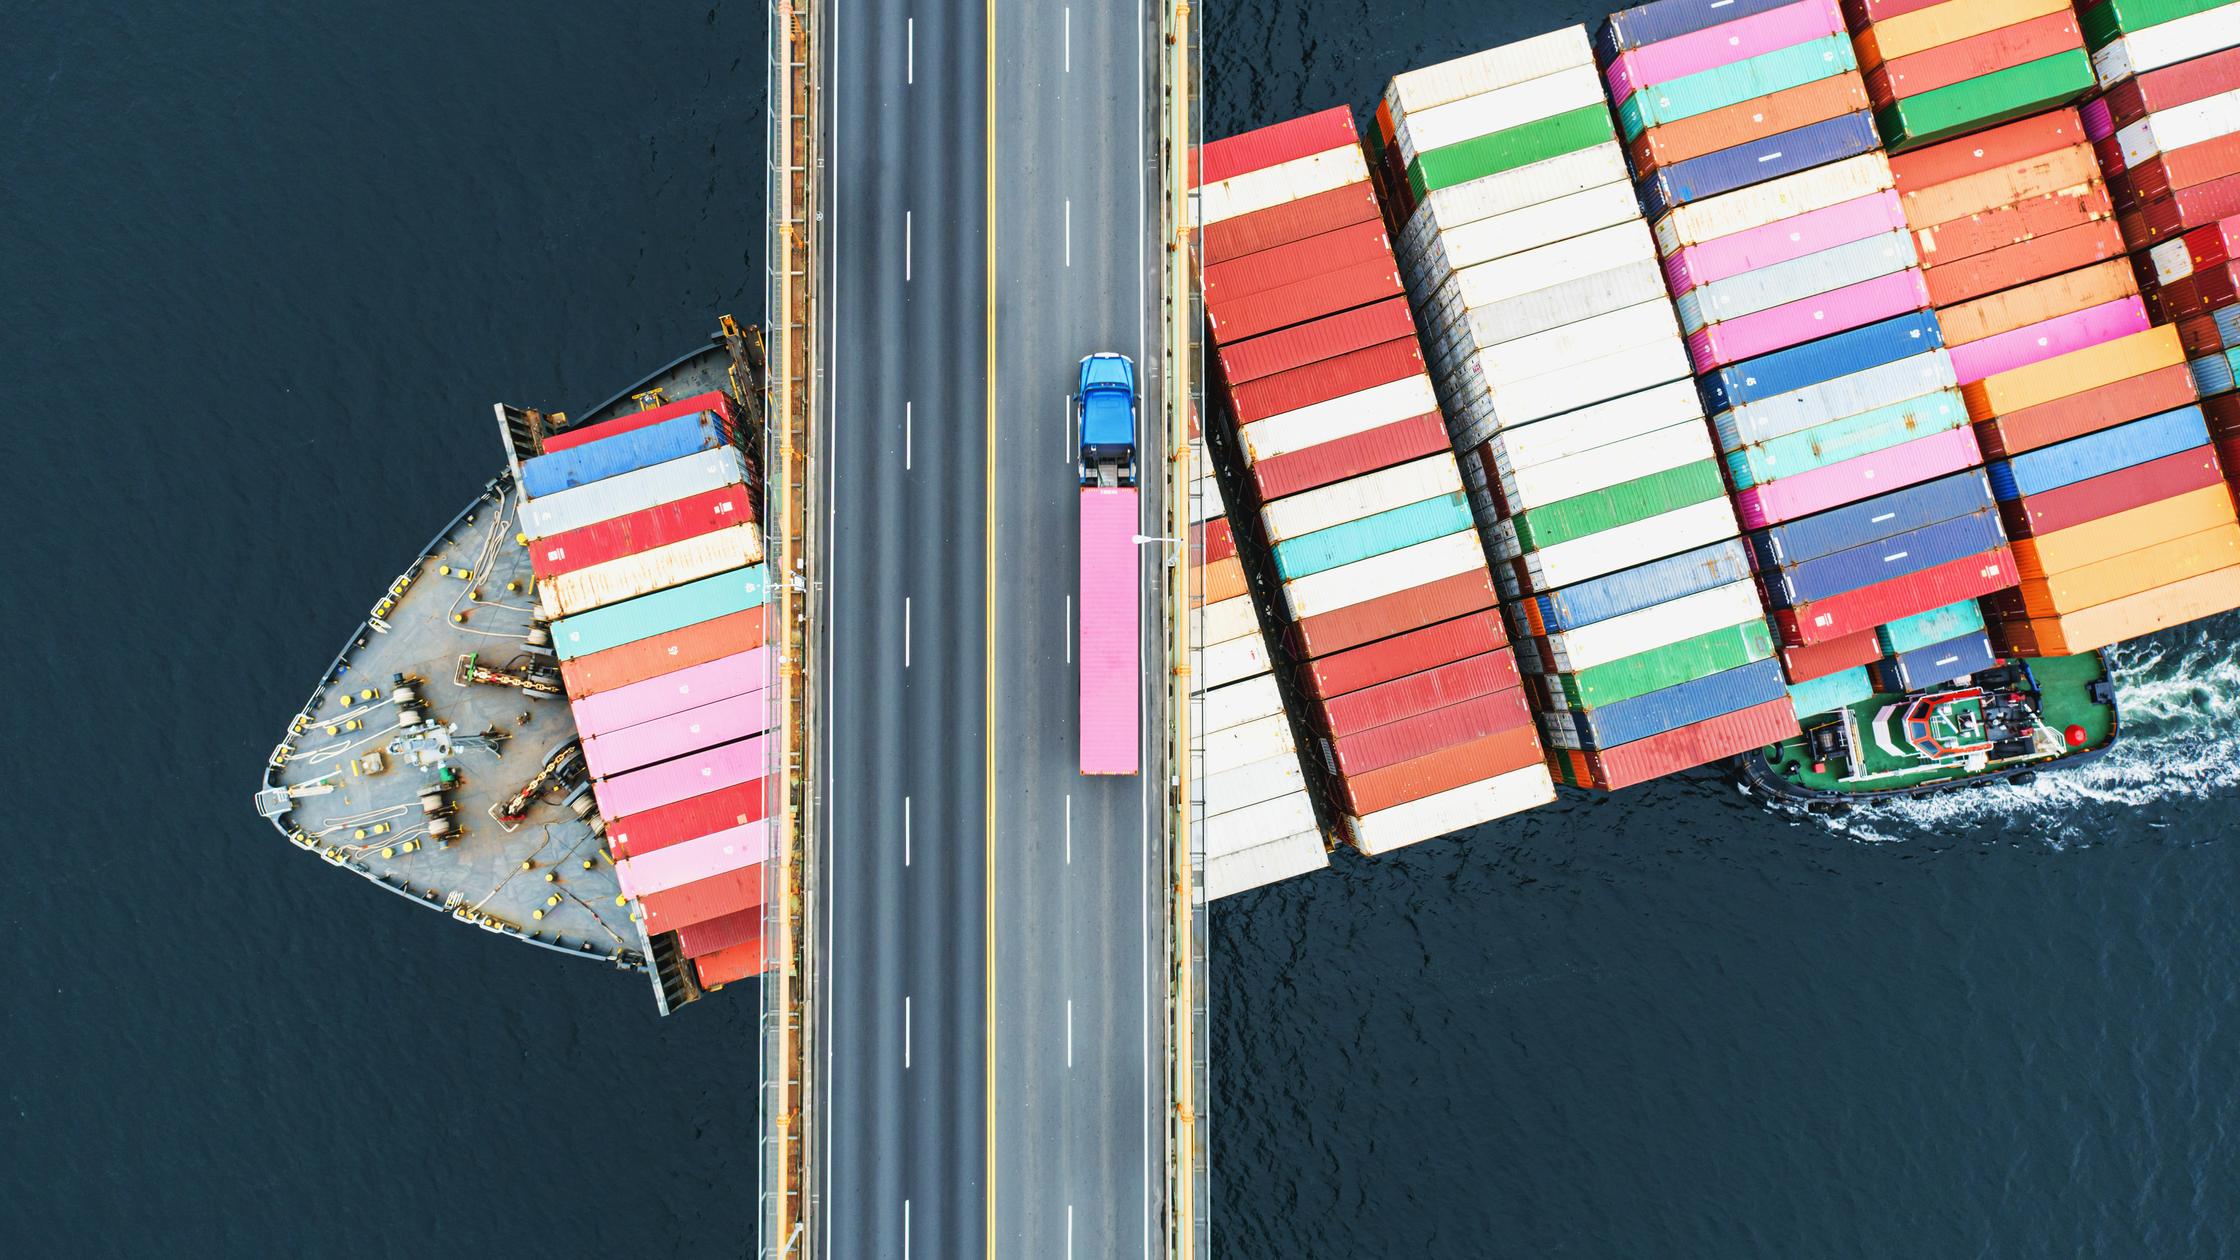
[569,646,769,737]
[1079,487,1141,775]
[592,733,768,819]
[1732,426,1984,528]
[616,819,770,898]
[1945,298,2151,384]
[583,690,769,780]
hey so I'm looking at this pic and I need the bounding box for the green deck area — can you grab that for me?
[1760,654,2116,795]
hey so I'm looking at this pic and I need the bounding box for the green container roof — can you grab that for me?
[1510,459,1728,552]
[2081,0,2233,50]
[1547,619,1777,711]
[1877,52,2097,152]
[1407,102,1615,200]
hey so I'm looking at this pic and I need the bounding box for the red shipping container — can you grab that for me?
[1327,687,1532,777]
[1867,12,2083,106]
[639,864,764,934]
[2153,260,2240,318]
[1972,363,2198,457]
[2129,133,2240,205]
[693,937,766,988]
[1774,547,2020,645]
[1196,106,1358,186]
[606,778,771,859]
[558,607,769,698]
[531,485,758,580]
[1216,297,1416,385]
[1337,724,1543,816]
[1200,181,1381,265]
[1778,626,1883,683]
[1228,338,1425,423]
[1298,609,1510,702]
[1197,516,1238,564]
[1914,186,2113,270]
[1206,258,1404,344]
[2097,46,2240,134]
[542,390,736,454]
[1288,569,1498,660]
[1249,411,1451,501]
[1203,219,1394,307]
[1579,698,1800,790]
[2177,217,2240,274]
[1889,108,2087,192]
[2135,173,2240,244]
[1998,445,2227,536]
[2209,392,2240,440]
[1319,650,1523,737]
[1923,220,2126,307]
[675,905,762,958]
[2175,314,2227,356]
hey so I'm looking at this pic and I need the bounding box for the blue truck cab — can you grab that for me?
[1077,352,1138,488]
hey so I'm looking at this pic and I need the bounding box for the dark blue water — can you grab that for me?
[8,2,2237,1256]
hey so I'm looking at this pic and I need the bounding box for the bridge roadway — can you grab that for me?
[810,0,1167,1253]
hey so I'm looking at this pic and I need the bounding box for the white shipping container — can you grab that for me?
[2150,235,2196,285]
[1199,672,1285,733]
[2115,88,2240,167]
[1204,751,1312,817]
[1198,145,1370,226]
[1394,63,1608,169]
[1426,221,1656,315]
[1652,152,1894,254]
[1483,379,1704,474]
[1280,530,1486,619]
[1426,261,1671,375]
[1346,763,1556,855]
[1446,337,1694,430]
[1676,231,1920,335]
[1190,473,1225,524]
[1396,144,1631,261]
[1448,300,1683,390]
[1405,182,1646,297]
[1385,26,1593,116]
[1203,632,1273,689]
[1511,497,1741,590]
[1239,374,1441,463]
[2094,6,2240,87]
[1540,579,1765,672]
[537,526,765,619]
[1205,832,1329,900]
[520,448,749,540]
[1259,453,1463,542]
[1204,712,1297,775]
[1205,792,1320,858]
[1712,349,1954,448]
[1493,420,1714,513]
[1199,593,1262,646]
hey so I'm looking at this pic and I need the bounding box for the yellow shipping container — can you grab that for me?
[2011,485,2239,579]
[1960,324,2184,421]
[2017,524,2240,619]
[1995,564,2240,654]
[1857,0,2073,70]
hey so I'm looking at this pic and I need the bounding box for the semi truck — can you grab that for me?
[1077,352,1141,776]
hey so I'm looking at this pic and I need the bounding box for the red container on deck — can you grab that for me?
[532,485,758,579]
[2175,314,2227,356]
[1866,12,2083,106]
[1576,698,1800,790]
[1229,338,1425,423]
[693,938,766,988]
[2128,134,2240,204]
[1206,258,1404,344]
[1326,687,1532,777]
[1841,0,1946,24]
[1287,569,1498,661]
[1250,411,1451,501]
[1318,651,1522,737]
[558,607,770,698]
[1779,626,1883,683]
[1195,106,1358,186]
[2130,174,2240,245]
[2097,47,2240,134]
[2151,260,2240,318]
[1203,220,1395,307]
[1200,182,1381,265]
[1923,221,2126,306]
[1972,364,2198,457]
[1217,298,1416,384]
[1774,547,2019,645]
[1889,110,2088,192]
[542,390,736,454]
[1337,724,1543,815]
[607,778,771,858]
[639,865,764,934]
[1913,186,2114,271]
[1998,446,2228,536]
[1197,516,1237,564]
[1298,608,1510,702]
[675,905,761,958]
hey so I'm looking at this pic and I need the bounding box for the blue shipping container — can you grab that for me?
[1745,471,1998,568]
[1787,667,1874,718]
[520,412,727,500]
[1271,494,1472,580]
[1986,405,2210,501]
[1598,0,1797,57]
[1699,309,1945,414]
[1724,389,1967,489]
[2214,304,2240,349]
[552,564,768,660]
[1641,113,1884,221]
[1761,510,2009,609]
[1876,598,1986,656]
[1530,538,1755,631]
[1554,656,1788,750]
[2189,353,2236,397]
[1873,630,1998,692]
[1713,350,1958,450]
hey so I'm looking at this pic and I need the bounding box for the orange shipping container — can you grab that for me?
[1855,0,2071,72]
[1935,259,2137,346]
[1913,184,2112,268]
[1922,219,2127,307]
[1974,363,2199,457]
[1898,144,2102,232]
[1198,555,1248,606]
[1961,324,2185,420]
[1627,75,1870,174]
[1992,564,2240,654]
[2015,524,2240,618]
[1890,108,2089,193]
[1337,724,1542,816]
[2010,485,2238,579]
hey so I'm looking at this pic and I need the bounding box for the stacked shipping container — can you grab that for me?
[1197,108,1558,846]
[1379,28,1800,790]
[522,391,773,990]
[1847,0,2096,151]
[1604,0,2023,721]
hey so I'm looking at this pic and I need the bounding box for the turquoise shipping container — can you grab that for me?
[1875,598,1988,657]
[1616,35,1857,141]
[1722,389,1968,489]
[1786,666,1874,719]
[1271,493,1474,580]
[553,564,769,660]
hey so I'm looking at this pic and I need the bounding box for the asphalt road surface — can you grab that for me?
[812,0,1166,1254]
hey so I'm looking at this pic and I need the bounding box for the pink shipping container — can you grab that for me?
[638,865,765,935]
[1662,192,1909,296]
[1079,488,1141,775]
[1946,297,2151,385]
[1605,0,1845,102]
[583,690,768,781]
[1687,270,1933,371]
[616,819,770,898]
[570,646,770,739]
[1732,425,1984,528]
[592,734,768,820]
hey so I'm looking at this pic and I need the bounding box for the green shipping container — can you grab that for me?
[1545,619,1777,711]
[2080,0,2232,50]
[1876,52,2097,151]
[1724,390,1968,489]
[553,564,769,660]
[1271,493,1474,580]
[1407,103,1615,200]
[1617,36,1857,141]
[1875,597,1988,656]
[1509,459,1727,552]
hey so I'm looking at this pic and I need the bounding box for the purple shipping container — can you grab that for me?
[1599,0,1798,57]
[1745,470,1998,567]
[1548,657,1787,750]
[1733,425,1984,528]
[1872,630,1998,692]
[1760,509,2009,609]
[1687,270,1932,372]
[1638,113,1882,221]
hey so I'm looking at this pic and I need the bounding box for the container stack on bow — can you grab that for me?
[518,390,772,990]
[1604,0,2021,725]
[1846,0,2095,151]
[1196,109,1556,853]
[1377,28,1800,791]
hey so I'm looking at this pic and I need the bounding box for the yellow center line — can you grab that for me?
[983,0,999,1251]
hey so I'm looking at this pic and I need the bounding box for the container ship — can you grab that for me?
[255,323,777,1010]
[1190,0,2240,894]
